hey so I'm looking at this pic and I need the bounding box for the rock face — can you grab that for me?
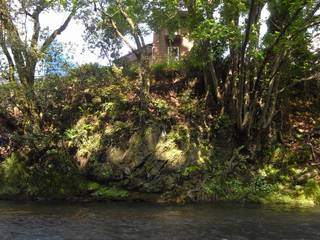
[87,125,200,199]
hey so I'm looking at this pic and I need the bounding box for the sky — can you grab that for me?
[40,11,107,65]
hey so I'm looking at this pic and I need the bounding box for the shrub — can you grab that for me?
[151,61,184,79]
[0,150,82,199]
[0,153,29,195]
[304,179,320,204]
[69,63,111,81]
[27,149,82,199]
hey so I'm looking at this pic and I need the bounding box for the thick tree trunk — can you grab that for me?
[203,70,215,110]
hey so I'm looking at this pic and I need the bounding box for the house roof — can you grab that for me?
[114,43,153,65]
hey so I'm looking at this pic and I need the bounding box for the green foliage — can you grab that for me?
[121,63,140,79]
[69,64,111,81]
[182,165,201,177]
[112,121,132,135]
[202,145,276,202]
[262,145,315,185]
[304,179,320,204]
[27,149,82,199]
[1,0,320,204]
[66,121,97,146]
[0,150,82,199]
[192,19,239,55]
[0,153,29,195]
[151,61,184,79]
[203,175,275,202]
[78,134,102,159]
[179,89,206,119]
[89,161,113,182]
[213,114,234,132]
[166,126,191,150]
[150,98,171,121]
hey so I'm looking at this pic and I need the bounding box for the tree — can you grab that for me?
[157,0,320,155]
[0,0,81,127]
[0,0,80,87]
[81,0,151,104]
[0,49,9,83]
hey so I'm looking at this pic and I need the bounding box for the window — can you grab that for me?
[167,46,180,62]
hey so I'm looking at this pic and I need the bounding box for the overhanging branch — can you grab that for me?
[40,7,76,53]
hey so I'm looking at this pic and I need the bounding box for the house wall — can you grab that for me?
[152,29,193,63]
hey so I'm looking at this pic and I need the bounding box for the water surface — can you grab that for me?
[0,201,319,239]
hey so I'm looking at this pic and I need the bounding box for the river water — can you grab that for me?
[0,201,319,240]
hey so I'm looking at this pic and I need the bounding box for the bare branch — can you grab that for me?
[115,0,145,51]
[98,1,137,55]
[30,4,48,50]
[278,73,320,94]
[0,25,15,82]
[40,6,77,53]
[107,14,136,53]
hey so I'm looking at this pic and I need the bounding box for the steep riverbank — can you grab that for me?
[0,65,319,206]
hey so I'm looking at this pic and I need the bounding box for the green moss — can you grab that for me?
[81,181,101,192]
[91,187,129,200]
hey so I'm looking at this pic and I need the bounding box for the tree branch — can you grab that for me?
[278,73,320,94]
[107,14,136,53]
[253,0,308,94]
[0,0,28,82]
[115,0,145,52]
[0,25,15,82]
[30,3,48,49]
[98,1,137,56]
[40,7,76,53]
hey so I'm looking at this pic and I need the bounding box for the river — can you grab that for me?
[0,201,319,239]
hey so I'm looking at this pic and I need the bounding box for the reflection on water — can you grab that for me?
[0,201,320,239]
